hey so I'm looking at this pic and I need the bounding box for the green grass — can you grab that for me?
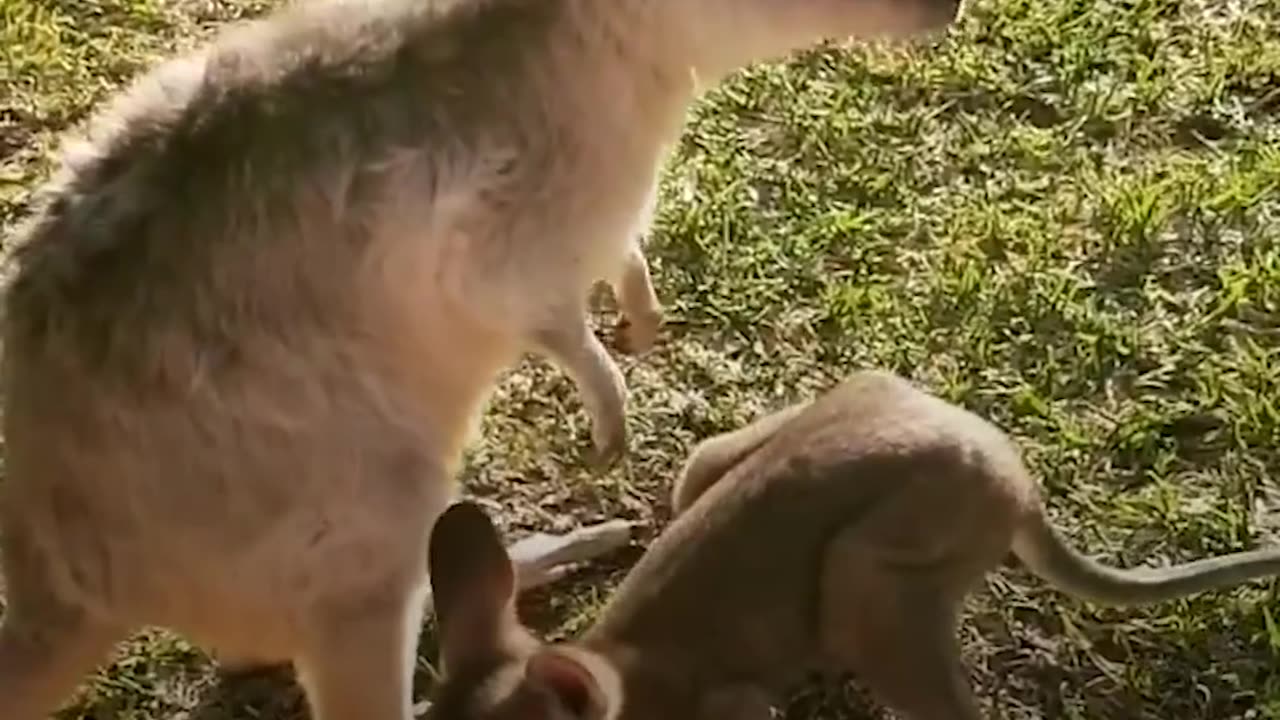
[2,0,1279,718]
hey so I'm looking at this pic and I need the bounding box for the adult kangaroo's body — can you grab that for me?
[0,1,961,718]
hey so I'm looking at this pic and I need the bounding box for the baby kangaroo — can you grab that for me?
[424,370,1280,720]
[0,2,962,719]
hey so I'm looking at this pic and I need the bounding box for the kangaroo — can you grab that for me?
[423,370,1280,720]
[0,1,964,719]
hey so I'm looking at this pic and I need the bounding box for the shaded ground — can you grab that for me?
[2,0,1278,717]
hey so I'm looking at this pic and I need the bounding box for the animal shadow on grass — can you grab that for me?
[187,664,307,720]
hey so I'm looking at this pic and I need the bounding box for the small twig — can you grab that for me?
[422,519,638,613]
[507,519,639,590]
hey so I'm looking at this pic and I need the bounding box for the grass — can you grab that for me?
[2,0,1279,717]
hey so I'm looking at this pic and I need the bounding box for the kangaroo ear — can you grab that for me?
[525,648,616,719]
[428,501,517,669]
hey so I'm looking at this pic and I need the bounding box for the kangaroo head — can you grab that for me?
[425,501,623,720]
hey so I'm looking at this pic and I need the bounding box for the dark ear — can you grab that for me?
[525,649,611,719]
[428,501,517,668]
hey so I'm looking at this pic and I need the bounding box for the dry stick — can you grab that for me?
[506,519,639,590]
[422,519,637,612]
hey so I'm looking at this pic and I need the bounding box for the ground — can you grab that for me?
[2,0,1279,718]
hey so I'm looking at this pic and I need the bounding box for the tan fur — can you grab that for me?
[424,370,1280,720]
[0,0,961,718]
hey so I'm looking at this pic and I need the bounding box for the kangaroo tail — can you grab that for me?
[1011,509,1280,606]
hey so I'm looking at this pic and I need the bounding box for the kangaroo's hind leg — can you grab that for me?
[0,612,124,720]
[818,527,985,720]
[293,576,428,720]
[671,402,810,515]
[0,584,125,720]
